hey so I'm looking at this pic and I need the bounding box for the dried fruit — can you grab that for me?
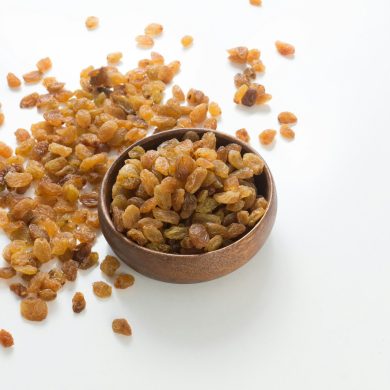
[275,40,295,56]
[114,273,135,289]
[93,281,112,298]
[241,88,257,107]
[7,72,21,88]
[0,266,16,279]
[259,129,277,146]
[112,318,132,336]
[85,16,99,30]
[36,57,52,73]
[181,35,193,48]
[145,23,163,37]
[280,125,295,140]
[23,70,42,84]
[72,292,86,313]
[227,47,248,64]
[189,224,209,249]
[62,260,78,281]
[136,35,154,48]
[236,128,250,143]
[0,329,14,348]
[107,52,123,64]
[100,255,120,277]
[10,283,28,298]
[278,111,297,124]
[20,297,48,321]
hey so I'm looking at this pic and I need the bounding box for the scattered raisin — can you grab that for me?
[280,125,295,140]
[114,273,135,289]
[85,16,99,30]
[7,73,21,88]
[100,255,120,277]
[275,40,295,56]
[93,281,112,298]
[72,292,86,313]
[0,329,14,348]
[112,318,132,336]
[259,129,277,146]
[20,297,48,321]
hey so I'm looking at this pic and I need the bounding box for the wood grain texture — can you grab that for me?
[98,128,277,283]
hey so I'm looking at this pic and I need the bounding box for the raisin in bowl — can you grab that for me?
[98,128,277,283]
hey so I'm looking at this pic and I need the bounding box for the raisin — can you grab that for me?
[36,57,52,73]
[278,111,297,124]
[0,329,14,348]
[9,283,28,298]
[7,73,21,88]
[62,260,78,281]
[241,88,257,107]
[259,129,277,146]
[181,35,193,47]
[114,273,135,289]
[145,23,163,37]
[112,318,132,336]
[0,266,16,279]
[85,16,99,30]
[72,292,86,313]
[189,224,210,249]
[93,281,112,298]
[236,128,250,143]
[227,47,248,64]
[136,35,154,48]
[275,40,295,56]
[100,255,120,277]
[280,125,295,139]
[20,297,48,321]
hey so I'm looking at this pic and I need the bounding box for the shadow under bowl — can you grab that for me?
[98,128,277,283]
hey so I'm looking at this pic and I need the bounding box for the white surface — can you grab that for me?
[1,0,390,388]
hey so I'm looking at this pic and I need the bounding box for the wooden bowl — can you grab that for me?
[98,128,277,283]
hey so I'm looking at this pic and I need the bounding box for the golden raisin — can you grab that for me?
[112,318,132,336]
[208,102,221,117]
[275,40,295,56]
[136,35,154,48]
[278,111,297,124]
[72,292,86,313]
[100,255,120,277]
[227,46,248,64]
[85,16,99,30]
[36,57,52,73]
[114,273,135,289]
[93,281,112,298]
[7,72,21,88]
[259,129,277,146]
[23,70,42,84]
[107,52,123,64]
[20,93,40,108]
[236,128,250,143]
[0,329,14,348]
[280,125,295,139]
[20,297,48,321]
[145,23,163,37]
[181,35,193,48]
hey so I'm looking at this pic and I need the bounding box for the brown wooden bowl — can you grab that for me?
[98,128,277,283]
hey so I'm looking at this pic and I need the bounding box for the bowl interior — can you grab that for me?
[100,128,273,255]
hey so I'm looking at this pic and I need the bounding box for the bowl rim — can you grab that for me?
[99,128,276,258]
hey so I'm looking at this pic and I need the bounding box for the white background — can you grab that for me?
[1,0,390,388]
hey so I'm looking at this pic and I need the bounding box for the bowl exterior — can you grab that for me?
[98,128,277,283]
